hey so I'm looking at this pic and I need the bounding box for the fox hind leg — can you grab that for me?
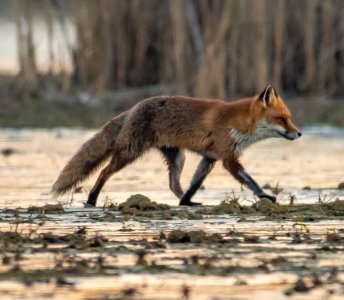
[159,146,185,199]
[86,153,134,207]
[179,156,216,206]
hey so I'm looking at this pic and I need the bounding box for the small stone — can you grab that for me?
[262,183,272,189]
[338,182,344,189]
[293,278,310,292]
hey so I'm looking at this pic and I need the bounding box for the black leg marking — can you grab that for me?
[86,154,134,207]
[223,158,276,202]
[159,146,185,199]
[86,165,112,207]
[179,156,216,206]
[87,181,106,207]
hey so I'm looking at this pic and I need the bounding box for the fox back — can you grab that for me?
[119,85,300,159]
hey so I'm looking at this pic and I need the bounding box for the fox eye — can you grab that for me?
[277,117,285,123]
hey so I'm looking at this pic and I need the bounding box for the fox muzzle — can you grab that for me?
[278,131,302,140]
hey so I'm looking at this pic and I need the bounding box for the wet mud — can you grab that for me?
[0,128,344,299]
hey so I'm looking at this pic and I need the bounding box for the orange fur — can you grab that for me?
[52,85,301,206]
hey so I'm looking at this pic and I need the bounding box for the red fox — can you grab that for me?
[52,85,301,206]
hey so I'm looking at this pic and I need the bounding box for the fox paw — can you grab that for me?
[179,200,202,207]
[258,193,277,203]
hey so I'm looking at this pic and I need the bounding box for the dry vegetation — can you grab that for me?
[13,0,344,97]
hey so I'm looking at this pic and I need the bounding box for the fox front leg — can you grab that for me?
[223,158,276,202]
[179,156,216,206]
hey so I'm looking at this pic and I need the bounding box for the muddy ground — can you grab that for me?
[0,128,344,299]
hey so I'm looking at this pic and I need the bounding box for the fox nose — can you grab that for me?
[297,131,302,137]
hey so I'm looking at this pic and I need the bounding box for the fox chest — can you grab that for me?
[229,128,267,156]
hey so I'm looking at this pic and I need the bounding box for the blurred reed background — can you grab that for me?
[1,0,344,127]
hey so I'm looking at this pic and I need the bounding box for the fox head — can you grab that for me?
[253,85,302,141]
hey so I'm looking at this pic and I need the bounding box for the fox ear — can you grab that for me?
[258,85,276,108]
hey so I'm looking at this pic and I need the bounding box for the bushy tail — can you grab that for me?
[52,114,125,196]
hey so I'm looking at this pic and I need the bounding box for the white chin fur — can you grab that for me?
[270,125,286,135]
[230,127,273,156]
[229,122,289,156]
